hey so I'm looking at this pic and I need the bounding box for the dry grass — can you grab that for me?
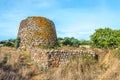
[0,47,120,80]
[0,47,41,80]
[44,48,120,80]
[46,59,98,80]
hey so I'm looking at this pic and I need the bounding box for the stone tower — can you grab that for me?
[18,16,57,49]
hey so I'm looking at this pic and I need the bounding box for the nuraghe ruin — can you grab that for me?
[18,16,98,68]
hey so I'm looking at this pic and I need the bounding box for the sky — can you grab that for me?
[0,0,120,41]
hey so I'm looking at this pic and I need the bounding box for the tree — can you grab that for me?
[62,37,73,46]
[70,37,80,47]
[91,28,120,48]
[57,37,80,47]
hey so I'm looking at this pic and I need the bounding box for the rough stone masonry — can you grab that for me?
[18,16,57,49]
[18,16,98,67]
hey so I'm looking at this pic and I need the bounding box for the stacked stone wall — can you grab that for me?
[28,48,97,68]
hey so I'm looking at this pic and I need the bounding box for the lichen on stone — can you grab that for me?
[18,16,57,49]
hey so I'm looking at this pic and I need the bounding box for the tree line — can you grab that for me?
[57,37,91,47]
[0,28,120,49]
[0,38,20,48]
[0,37,91,48]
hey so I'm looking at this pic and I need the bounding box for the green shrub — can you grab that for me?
[91,28,120,48]
[15,37,20,48]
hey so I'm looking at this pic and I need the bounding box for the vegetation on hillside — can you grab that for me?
[0,37,91,48]
[0,39,16,47]
[1,28,120,49]
[0,28,120,49]
[57,37,91,47]
[0,38,20,48]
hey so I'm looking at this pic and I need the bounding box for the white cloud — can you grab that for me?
[51,8,120,39]
[57,30,92,40]
[0,0,120,41]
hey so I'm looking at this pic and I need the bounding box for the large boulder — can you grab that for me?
[18,16,57,49]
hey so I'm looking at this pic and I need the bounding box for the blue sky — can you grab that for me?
[0,0,120,41]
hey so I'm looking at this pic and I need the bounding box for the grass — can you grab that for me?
[0,46,120,80]
[45,48,120,80]
[114,48,120,59]
[45,53,99,80]
[0,47,41,80]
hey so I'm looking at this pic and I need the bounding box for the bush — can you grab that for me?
[57,37,80,47]
[15,37,20,48]
[91,28,120,48]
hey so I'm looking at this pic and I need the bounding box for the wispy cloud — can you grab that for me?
[0,0,120,40]
[57,30,92,40]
